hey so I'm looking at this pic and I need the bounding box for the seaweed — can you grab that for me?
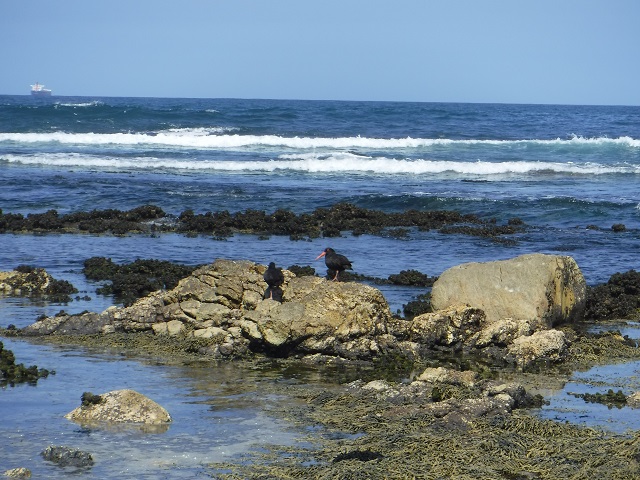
[83,257,203,306]
[0,340,54,386]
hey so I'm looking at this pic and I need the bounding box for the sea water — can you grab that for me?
[1,96,640,475]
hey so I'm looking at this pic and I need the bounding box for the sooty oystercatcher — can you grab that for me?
[263,262,285,301]
[315,248,352,281]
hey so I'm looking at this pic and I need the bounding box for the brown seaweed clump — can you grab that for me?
[0,205,166,235]
[82,257,203,306]
[80,392,105,407]
[570,389,628,409]
[0,340,53,386]
[0,203,526,241]
[585,270,640,320]
[206,382,640,479]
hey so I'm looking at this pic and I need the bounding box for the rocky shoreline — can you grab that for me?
[3,251,640,478]
[6,327,640,479]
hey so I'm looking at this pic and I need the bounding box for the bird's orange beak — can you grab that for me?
[315,251,326,260]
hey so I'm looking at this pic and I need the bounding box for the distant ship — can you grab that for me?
[30,82,52,96]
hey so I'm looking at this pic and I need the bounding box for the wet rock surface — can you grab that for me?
[205,363,640,479]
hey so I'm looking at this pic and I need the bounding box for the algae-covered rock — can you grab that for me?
[41,445,93,468]
[0,266,77,299]
[2,467,31,478]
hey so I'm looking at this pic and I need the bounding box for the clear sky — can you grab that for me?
[1,0,639,105]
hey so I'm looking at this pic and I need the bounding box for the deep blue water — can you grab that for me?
[1,95,638,287]
[1,96,640,476]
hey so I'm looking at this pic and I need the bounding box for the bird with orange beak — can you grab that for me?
[315,247,352,281]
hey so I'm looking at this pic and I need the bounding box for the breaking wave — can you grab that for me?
[2,152,638,176]
[0,131,638,150]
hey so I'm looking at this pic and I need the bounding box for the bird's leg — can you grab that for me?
[333,271,339,281]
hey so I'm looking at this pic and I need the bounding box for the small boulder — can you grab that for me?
[407,305,485,347]
[65,389,171,427]
[2,468,31,478]
[417,366,477,387]
[506,329,568,370]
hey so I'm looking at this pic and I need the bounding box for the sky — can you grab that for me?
[1,0,639,105]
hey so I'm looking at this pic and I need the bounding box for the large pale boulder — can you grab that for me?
[431,253,586,331]
[65,389,171,427]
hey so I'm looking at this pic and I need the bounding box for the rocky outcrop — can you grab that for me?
[431,253,586,331]
[627,392,640,408]
[22,259,394,360]
[0,267,76,297]
[506,329,569,369]
[404,305,486,347]
[18,256,585,368]
[65,389,171,428]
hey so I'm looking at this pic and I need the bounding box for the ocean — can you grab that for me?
[1,95,640,477]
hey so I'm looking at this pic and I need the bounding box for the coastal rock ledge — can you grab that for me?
[19,255,587,368]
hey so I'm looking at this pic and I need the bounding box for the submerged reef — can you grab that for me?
[0,203,525,240]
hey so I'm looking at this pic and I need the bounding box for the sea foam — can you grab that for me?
[2,152,637,176]
[0,131,638,149]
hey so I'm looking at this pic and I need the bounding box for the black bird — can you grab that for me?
[315,247,352,281]
[264,262,285,301]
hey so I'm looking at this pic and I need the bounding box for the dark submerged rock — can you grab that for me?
[81,392,104,407]
[41,446,93,468]
[387,269,436,287]
[569,389,627,408]
[401,292,433,319]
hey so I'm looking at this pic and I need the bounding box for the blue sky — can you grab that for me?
[1,0,639,105]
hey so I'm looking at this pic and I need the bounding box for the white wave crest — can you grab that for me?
[2,152,638,175]
[53,101,105,108]
[1,131,638,150]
